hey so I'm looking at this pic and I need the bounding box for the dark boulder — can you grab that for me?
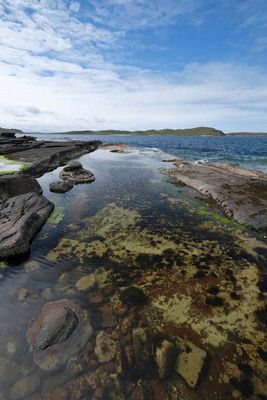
[49,181,73,193]
[120,287,147,307]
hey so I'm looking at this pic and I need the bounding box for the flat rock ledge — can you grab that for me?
[162,160,267,230]
[0,174,53,258]
[27,299,93,372]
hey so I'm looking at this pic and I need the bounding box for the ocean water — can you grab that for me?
[28,133,267,172]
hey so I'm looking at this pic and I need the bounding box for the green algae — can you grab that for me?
[47,207,65,225]
[197,203,242,227]
[0,156,29,174]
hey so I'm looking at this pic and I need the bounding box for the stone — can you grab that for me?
[59,168,95,184]
[120,287,147,307]
[24,261,40,272]
[0,189,53,258]
[7,341,17,355]
[17,287,29,302]
[63,161,83,171]
[155,340,177,379]
[49,181,73,193]
[75,273,96,291]
[10,374,41,400]
[42,388,69,400]
[95,331,117,363]
[132,328,151,366]
[0,357,18,388]
[0,174,41,201]
[27,299,93,371]
[35,305,78,350]
[175,338,207,388]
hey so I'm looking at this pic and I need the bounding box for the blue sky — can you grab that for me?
[0,0,267,132]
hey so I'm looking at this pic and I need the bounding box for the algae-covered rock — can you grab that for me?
[75,273,96,291]
[95,331,117,363]
[155,340,177,379]
[47,207,64,225]
[175,338,207,388]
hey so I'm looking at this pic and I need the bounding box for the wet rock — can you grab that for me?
[175,338,207,388]
[24,261,40,273]
[0,176,53,257]
[63,161,83,171]
[155,339,177,379]
[49,181,73,193]
[59,167,95,184]
[17,287,29,302]
[0,174,41,201]
[87,293,105,304]
[75,273,96,291]
[132,328,151,366]
[35,305,78,350]
[42,388,69,400]
[162,160,267,229]
[0,356,19,388]
[95,331,117,363]
[10,374,41,400]
[7,341,16,355]
[27,299,93,371]
[120,287,147,307]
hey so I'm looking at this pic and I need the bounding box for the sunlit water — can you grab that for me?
[24,133,267,173]
[0,149,266,399]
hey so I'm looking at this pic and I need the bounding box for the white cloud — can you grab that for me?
[70,2,80,13]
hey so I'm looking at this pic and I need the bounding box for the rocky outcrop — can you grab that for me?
[27,299,93,371]
[59,161,95,184]
[162,160,267,230]
[155,340,177,379]
[0,174,53,258]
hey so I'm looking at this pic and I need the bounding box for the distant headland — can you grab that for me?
[1,126,267,136]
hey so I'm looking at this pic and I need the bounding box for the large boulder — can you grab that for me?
[0,174,42,201]
[27,300,93,372]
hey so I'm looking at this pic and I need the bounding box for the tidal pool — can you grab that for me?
[0,156,29,174]
[0,149,266,399]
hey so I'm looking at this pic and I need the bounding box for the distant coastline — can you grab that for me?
[1,126,267,136]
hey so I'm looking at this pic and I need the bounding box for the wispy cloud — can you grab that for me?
[0,0,266,132]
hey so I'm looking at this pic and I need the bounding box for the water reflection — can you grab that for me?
[0,149,266,399]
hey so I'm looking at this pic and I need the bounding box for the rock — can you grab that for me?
[27,299,93,371]
[7,341,17,355]
[49,181,73,193]
[75,273,96,291]
[10,374,41,400]
[0,175,53,258]
[0,356,18,388]
[175,338,207,388]
[17,287,29,302]
[35,305,78,350]
[42,388,69,400]
[155,340,177,379]
[63,161,83,171]
[95,331,117,363]
[59,167,95,184]
[24,261,39,272]
[132,328,151,366]
[120,287,147,307]
[162,161,267,230]
[0,174,41,201]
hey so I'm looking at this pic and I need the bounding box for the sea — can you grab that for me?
[27,133,267,173]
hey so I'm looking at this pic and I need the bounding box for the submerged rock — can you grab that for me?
[0,357,19,388]
[27,299,93,371]
[175,338,207,388]
[155,340,177,379]
[95,331,117,363]
[49,181,73,193]
[10,374,41,400]
[75,273,96,291]
[120,287,147,307]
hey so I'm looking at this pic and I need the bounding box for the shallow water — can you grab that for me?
[0,149,266,399]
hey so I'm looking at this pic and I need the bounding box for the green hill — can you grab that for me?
[54,127,225,136]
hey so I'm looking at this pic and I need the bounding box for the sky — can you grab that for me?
[0,0,267,132]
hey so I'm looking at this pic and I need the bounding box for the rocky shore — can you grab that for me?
[0,134,101,258]
[162,159,267,231]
